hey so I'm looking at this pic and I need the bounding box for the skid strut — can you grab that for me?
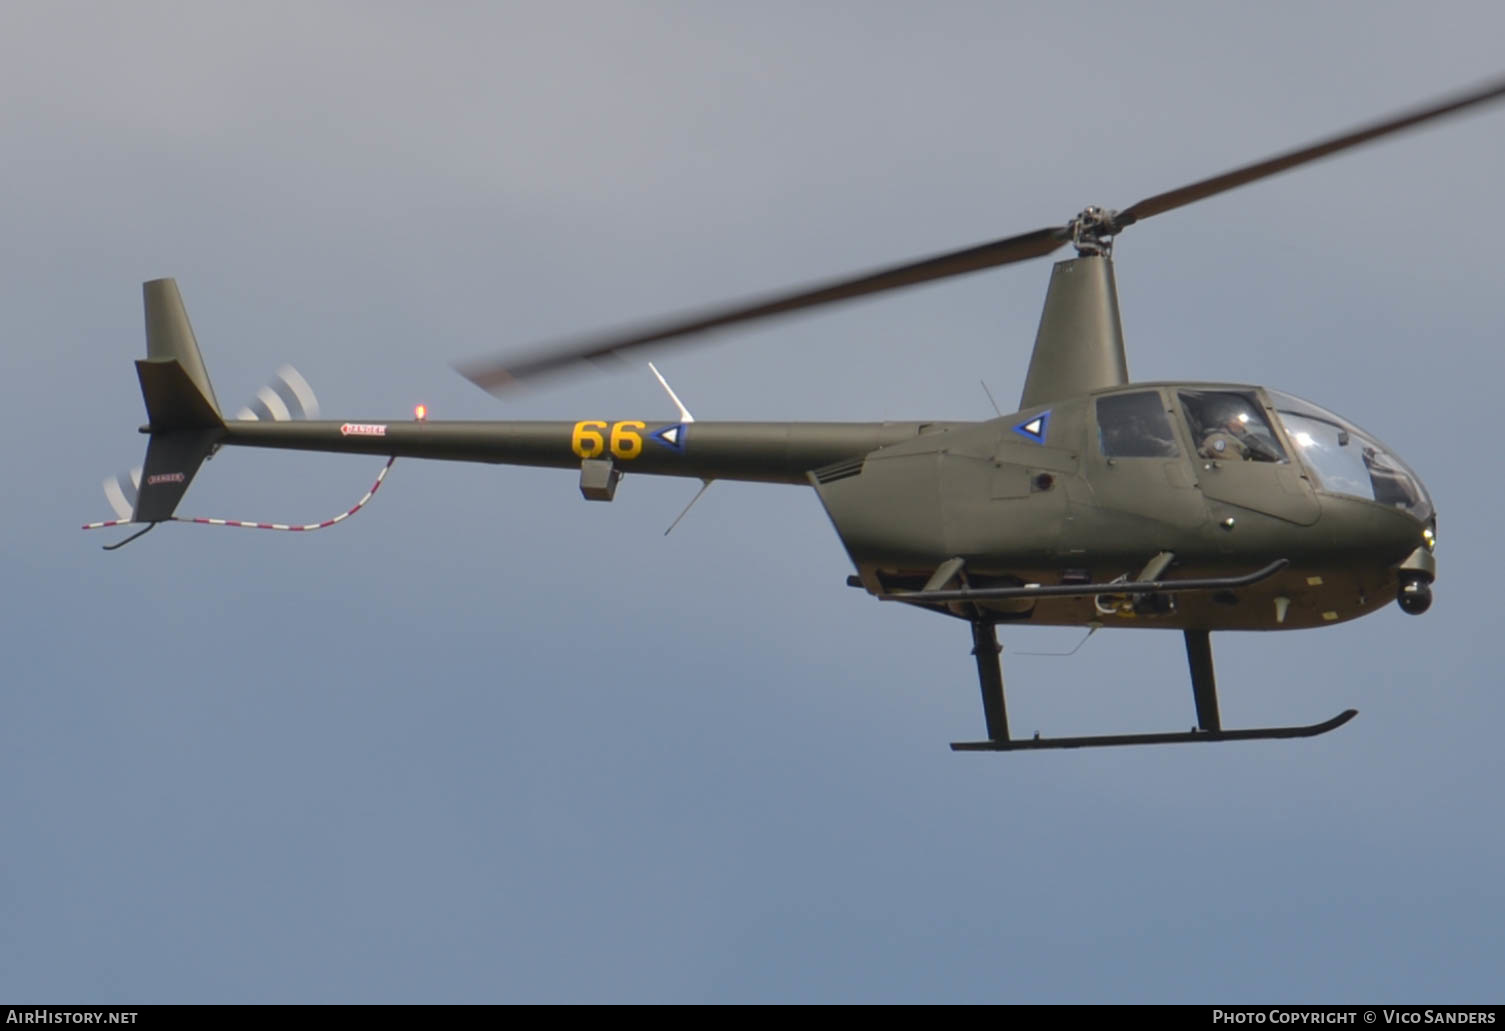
[1185,629,1221,732]
[971,621,1008,742]
[951,622,1356,752]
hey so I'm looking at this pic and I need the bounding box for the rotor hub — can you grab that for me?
[1069,207,1122,257]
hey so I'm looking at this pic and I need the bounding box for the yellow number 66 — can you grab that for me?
[572,421,644,460]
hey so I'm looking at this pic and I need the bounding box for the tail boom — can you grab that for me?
[218,419,934,486]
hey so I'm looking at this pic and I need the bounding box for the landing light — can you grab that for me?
[1422,526,1436,552]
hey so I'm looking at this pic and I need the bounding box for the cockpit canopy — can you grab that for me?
[1091,384,1433,524]
[1268,390,1433,523]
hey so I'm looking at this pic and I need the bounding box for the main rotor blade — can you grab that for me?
[456,225,1069,393]
[1117,73,1505,226]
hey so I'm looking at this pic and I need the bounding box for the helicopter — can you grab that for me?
[87,75,1505,752]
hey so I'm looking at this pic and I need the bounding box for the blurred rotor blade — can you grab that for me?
[1118,73,1505,226]
[456,225,1070,393]
[102,466,143,521]
[231,365,320,421]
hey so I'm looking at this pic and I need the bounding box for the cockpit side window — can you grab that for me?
[1096,391,1179,458]
[1178,389,1287,463]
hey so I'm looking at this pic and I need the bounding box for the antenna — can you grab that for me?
[649,362,694,423]
[1015,623,1101,657]
[647,363,712,534]
[980,379,1003,417]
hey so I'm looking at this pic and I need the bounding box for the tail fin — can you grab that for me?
[131,279,224,521]
[137,278,223,432]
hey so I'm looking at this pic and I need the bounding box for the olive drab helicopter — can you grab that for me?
[87,76,1505,752]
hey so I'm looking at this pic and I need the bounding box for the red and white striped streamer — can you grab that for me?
[84,456,395,533]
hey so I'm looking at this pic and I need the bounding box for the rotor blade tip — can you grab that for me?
[454,361,519,393]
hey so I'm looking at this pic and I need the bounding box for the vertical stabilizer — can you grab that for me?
[1018,255,1129,409]
[143,278,221,417]
[130,279,224,521]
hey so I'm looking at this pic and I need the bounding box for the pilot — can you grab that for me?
[1197,402,1259,461]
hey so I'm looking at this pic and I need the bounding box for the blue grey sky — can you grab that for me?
[4,2,1503,1003]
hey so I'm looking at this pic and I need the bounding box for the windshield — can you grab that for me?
[1269,390,1432,522]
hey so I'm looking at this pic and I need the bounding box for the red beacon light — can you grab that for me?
[414,403,428,422]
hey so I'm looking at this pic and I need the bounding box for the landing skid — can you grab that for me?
[951,709,1357,751]
[956,618,1356,753]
